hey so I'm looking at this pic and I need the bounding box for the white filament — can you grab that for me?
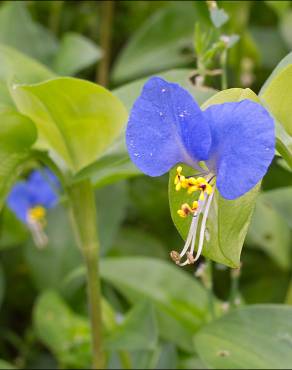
[193,189,215,262]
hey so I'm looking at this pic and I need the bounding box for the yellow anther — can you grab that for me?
[28,206,46,223]
[174,166,187,191]
[177,202,198,218]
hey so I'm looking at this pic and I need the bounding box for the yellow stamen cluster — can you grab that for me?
[174,166,213,217]
[174,166,188,191]
[27,206,46,224]
[177,201,199,218]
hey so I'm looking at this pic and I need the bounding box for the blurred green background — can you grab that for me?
[0,1,292,369]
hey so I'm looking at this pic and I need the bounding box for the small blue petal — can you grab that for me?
[126,77,211,176]
[205,100,275,199]
[27,169,59,209]
[7,182,31,222]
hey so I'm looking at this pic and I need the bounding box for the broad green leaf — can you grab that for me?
[195,305,292,369]
[0,44,55,110]
[169,165,259,268]
[260,65,292,135]
[52,32,103,76]
[114,69,217,111]
[112,3,201,83]
[0,111,37,151]
[0,1,57,64]
[100,257,209,351]
[260,52,292,94]
[246,194,291,270]
[105,301,158,351]
[0,111,37,210]
[33,290,91,369]
[11,77,128,173]
[210,7,229,28]
[170,88,261,267]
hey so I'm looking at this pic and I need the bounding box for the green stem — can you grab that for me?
[206,260,215,319]
[67,179,105,369]
[97,0,115,86]
[49,1,64,36]
[229,267,241,307]
[220,49,228,90]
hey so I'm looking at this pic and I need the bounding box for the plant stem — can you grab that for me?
[68,179,105,369]
[49,1,64,36]
[97,0,115,86]
[206,259,215,319]
[220,49,228,90]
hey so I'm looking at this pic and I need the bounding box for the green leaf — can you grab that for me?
[105,301,158,351]
[0,1,57,64]
[260,64,292,135]
[100,257,209,351]
[114,69,217,112]
[260,52,292,94]
[33,290,91,369]
[201,87,259,109]
[169,165,259,268]
[52,32,103,76]
[112,3,200,83]
[11,77,128,173]
[246,194,291,270]
[275,120,292,170]
[195,305,292,369]
[73,136,140,188]
[0,44,55,110]
[0,111,37,210]
[210,8,229,28]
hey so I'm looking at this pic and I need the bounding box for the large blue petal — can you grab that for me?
[7,182,31,222]
[27,169,59,209]
[126,77,211,176]
[205,100,275,200]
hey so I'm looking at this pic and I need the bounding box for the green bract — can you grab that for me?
[168,87,261,267]
[11,77,128,173]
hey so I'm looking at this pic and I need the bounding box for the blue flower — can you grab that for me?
[126,77,275,265]
[7,168,60,247]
